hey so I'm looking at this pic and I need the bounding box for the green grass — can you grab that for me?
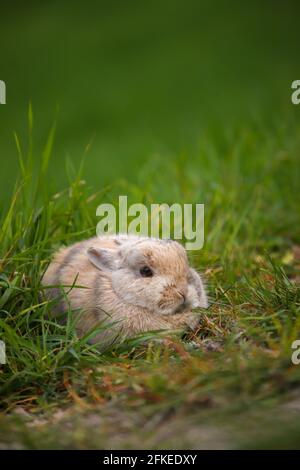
[1,0,300,199]
[0,112,300,449]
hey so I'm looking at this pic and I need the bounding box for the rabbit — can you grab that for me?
[42,234,208,347]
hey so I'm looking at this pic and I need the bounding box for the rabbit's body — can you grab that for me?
[42,235,208,345]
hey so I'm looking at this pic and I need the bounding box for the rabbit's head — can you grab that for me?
[87,236,208,316]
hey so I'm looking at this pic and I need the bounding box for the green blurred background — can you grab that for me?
[0,0,299,201]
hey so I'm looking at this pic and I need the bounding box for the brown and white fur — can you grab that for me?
[42,235,208,347]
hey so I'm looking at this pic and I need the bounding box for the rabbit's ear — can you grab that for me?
[87,247,119,272]
[188,268,208,308]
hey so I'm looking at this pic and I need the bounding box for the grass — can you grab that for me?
[1,0,300,449]
[1,0,300,199]
[0,112,300,449]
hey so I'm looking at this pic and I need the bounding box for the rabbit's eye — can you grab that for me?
[140,266,153,277]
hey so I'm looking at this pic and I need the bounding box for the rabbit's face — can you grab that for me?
[87,237,208,316]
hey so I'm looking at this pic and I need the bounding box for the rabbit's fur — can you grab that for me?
[42,235,208,346]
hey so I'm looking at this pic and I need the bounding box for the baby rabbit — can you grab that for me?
[42,235,208,346]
